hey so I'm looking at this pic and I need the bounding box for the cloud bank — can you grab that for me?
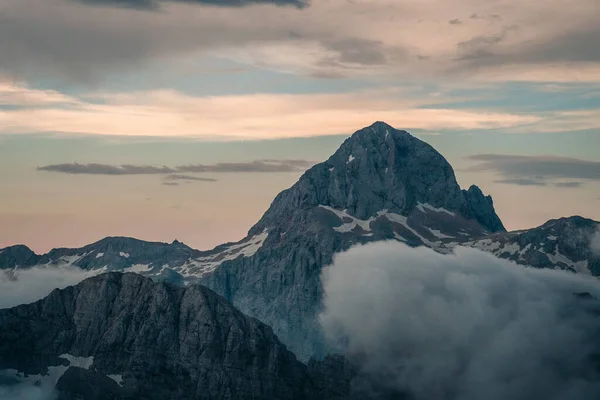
[320,242,600,400]
[0,266,96,309]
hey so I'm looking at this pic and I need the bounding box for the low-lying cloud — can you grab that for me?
[0,375,56,400]
[466,154,600,187]
[0,266,96,309]
[320,242,600,400]
[37,159,315,176]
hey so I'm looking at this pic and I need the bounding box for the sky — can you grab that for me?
[1,0,600,253]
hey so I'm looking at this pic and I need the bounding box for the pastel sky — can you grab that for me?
[1,0,600,252]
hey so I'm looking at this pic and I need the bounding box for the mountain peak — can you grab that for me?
[350,121,410,141]
[364,120,396,131]
[251,122,504,234]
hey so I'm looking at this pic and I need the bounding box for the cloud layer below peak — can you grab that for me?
[321,242,600,400]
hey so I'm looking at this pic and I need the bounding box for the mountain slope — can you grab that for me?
[0,272,351,400]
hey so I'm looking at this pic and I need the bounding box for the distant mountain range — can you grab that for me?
[1,121,599,398]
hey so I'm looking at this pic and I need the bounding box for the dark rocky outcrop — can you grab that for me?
[0,273,350,400]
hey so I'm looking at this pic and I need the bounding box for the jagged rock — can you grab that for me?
[0,273,351,400]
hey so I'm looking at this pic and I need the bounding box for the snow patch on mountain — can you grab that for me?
[60,354,95,370]
[318,205,459,249]
[174,230,269,278]
[416,202,456,217]
[385,213,439,248]
[127,264,152,273]
[319,206,376,234]
[107,374,124,387]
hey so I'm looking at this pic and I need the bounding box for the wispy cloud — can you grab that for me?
[37,159,316,176]
[177,159,315,173]
[469,13,502,22]
[493,178,547,186]
[494,178,584,188]
[162,174,217,182]
[466,154,600,187]
[553,181,584,188]
[0,84,541,138]
[75,0,307,10]
[37,163,176,175]
[0,82,79,107]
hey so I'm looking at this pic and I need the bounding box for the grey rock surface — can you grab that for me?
[0,272,350,400]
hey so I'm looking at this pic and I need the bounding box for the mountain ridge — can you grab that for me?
[2,121,599,360]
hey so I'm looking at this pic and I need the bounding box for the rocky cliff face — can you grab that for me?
[0,272,351,400]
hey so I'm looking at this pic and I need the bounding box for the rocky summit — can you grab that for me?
[0,272,352,400]
[2,122,599,361]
